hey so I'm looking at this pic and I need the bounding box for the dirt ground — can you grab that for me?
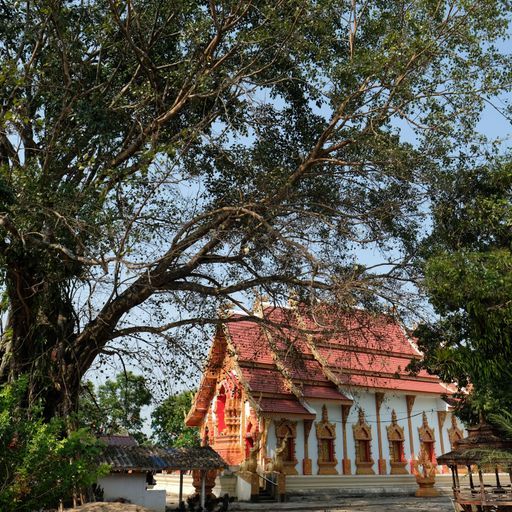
[65,503,153,512]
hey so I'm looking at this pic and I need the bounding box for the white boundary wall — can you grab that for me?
[98,473,166,512]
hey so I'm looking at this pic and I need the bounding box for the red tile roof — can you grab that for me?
[258,397,315,417]
[186,307,453,426]
[226,307,451,397]
[302,384,349,401]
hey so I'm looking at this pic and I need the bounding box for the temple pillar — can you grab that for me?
[437,411,448,474]
[341,404,352,474]
[303,419,313,475]
[437,411,447,454]
[192,469,218,498]
[406,395,416,472]
[375,392,386,474]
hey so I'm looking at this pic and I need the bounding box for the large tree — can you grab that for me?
[411,161,512,425]
[0,0,510,419]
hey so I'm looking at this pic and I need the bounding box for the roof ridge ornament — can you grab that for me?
[253,293,270,318]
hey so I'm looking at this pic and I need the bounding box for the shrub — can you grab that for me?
[0,378,108,511]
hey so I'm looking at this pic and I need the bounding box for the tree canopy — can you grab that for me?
[151,390,200,447]
[0,0,511,418]
[412,161,512,425]
[79,371,151,442]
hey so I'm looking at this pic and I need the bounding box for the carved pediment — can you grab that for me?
[316,405,336,439]
[418,412,435,443]
[353,408,372,441]
[448,415,464,449]
[386,409,405,442]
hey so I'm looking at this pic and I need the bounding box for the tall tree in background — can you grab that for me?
[412,161,512,425]
[152,391,200,447]
[0,0,510,419]
[79,372,151,442]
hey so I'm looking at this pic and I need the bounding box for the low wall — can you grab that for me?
[155,472,237,498]
[98,473,166,512]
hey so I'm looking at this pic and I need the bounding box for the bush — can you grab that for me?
[0,378,108,511]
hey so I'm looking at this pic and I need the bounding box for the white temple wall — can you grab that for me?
[266,419,277,458]
[294,418,306,473]
[262,391,459,477]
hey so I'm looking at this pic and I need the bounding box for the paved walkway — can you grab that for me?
[228,496,454,512]
[166,496,454,512]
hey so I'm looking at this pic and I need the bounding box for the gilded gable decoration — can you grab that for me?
[275,419,298,475]
[386,410,407,474]
[448,415,464,449]
[418,412,436,462]
[316,405,338,475]
[353,408,375,475]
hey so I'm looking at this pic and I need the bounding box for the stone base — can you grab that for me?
[284,461,298,475]
[355,461,375,475]
[415,477,439,497]
[390,461,409,475]
[277,472,286,498]
[318,461,338,475]
[342,458,352,475]
[303,458,312,475]
[378,459,387,475]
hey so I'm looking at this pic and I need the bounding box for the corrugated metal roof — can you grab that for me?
[99,445,228,472]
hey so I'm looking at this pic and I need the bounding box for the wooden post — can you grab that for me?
[478,469,486,504]
[495,467,502,488]
[405,395,416,471]
[341,404,352,474]
[437,411,447,455]
[302,419,313,475]
[179,470,184,506]
[468,465,474,489]
[375,392,386,475]
[201,470,206,509]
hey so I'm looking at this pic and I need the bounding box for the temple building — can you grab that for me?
[186,301,462,479]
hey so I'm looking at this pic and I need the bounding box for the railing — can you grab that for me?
[257,471,278,500]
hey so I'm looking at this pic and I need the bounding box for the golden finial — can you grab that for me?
[288,291,299,310]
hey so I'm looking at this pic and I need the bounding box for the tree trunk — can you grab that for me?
[0,256,83,420]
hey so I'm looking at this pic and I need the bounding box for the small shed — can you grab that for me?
[98,437,228,512]
[437,422,512,511]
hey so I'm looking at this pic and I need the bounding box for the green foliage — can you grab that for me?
[0,378,107,512]
[413,161,512,424]
[151,391,200,447]
[79,372,151,443]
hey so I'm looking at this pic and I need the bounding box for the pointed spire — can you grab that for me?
[322,404,328,422]
[422,411,428,428]
[358,408,365,424]
[391,409,397,425]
